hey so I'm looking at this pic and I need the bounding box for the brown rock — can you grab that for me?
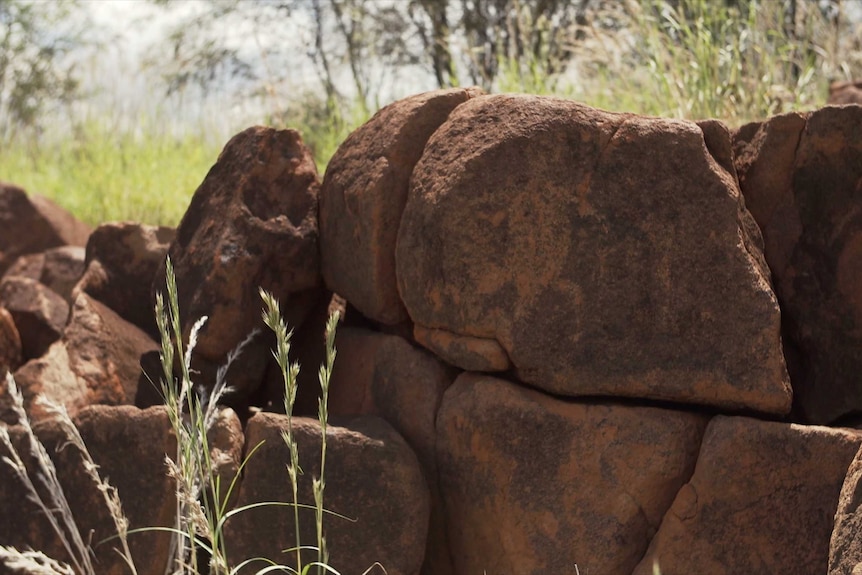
[3,245,87,303]
[830,444,862,575]
[829,81,862,106]
[7,342,88,424]
[320,87,483,325]
[437,373,707,575]
[0,276,69,360]
[227,412,429,575]
[397,94,790,415]
[633,416,862,575]
[0,182,90,275]
[75,222,175,336]
[154,127,322,393]
[733,106,862,423]
[0,306,22,376]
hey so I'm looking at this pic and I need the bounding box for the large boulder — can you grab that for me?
[633,416,862,575]
[4,245,86,303]
[227,412,430,575]
[75,222,175,337]
[733,106,862,423]
[320,87,483,325]
[437,373,707,575]
[0,276,69,361]
[397,94,790,415]
[154,126,322,395]
[0,182,90,275]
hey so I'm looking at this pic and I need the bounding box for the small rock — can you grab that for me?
[0,276,69,361]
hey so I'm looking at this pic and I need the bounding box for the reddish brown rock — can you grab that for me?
[733,106,862,423]
[830,444,862,575]
[829,81,862,106]
[320,87,483,325]
[75,222,175,336]
[154,127,322,393]
[7,342,88,424]
[4,245,86,303]
[398,94,790,415]
[0,182,90,275]
[633,416,862,575]
[227,412,429,575]
[0,276,69,361]
[437,373,707,575]
[0,307,22,376]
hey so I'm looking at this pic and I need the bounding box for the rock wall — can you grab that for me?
[2,89,862,575]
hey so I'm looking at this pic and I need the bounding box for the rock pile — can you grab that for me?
[2,90,862,575]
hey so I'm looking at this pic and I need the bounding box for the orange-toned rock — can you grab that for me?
[398,94,790,415]
[227,412,429,575]
[0,276,69,361]
[437,373,707,575]
[634,416,862,575]
[0,182,90,275]
[75,222,175,337]
[4,245,86,303]
[6,342,88,424]
[0,307,22,376]
[154,127,322,386]
[320,87,482,325]
[733,106,862,423]
[829,80,862,105]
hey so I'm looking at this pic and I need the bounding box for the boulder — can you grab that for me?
[0,182,90,275]
[227,412,429,575]
[75,222,175,337]
[320,87,483,325]
[437,373,707,575]
[4,245,86,303]
[829,81,862,106]
[633,416,862,575]
[5,342,88,424]
[154,127,322,396]
[733,106,862,423]
[397,94,790,415]
[0,276,69,361]
[0,307,22,377]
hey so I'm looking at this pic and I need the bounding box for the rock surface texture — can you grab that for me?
[398,94,790,415]
[734,106,862,424]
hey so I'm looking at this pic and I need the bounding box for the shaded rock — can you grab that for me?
[398,94,790,415]
[0,276,69,361]
[75,222,175,337]
[633,416,862,575]
[829,81,862,106]
[4,245,86,303]
[227,412,429,575]
[0,182,90,275]
[733,106,862,423]
[327,326,458,575]
[320,87,483,325]
[437,373,707,575]
[0,307,22,377]
[154,127,322,400]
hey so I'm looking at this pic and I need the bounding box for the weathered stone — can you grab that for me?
[830,444,862,575]
[4,245,86,304]
[0,182,90,275]
[154,127,322,391]
[829,81,862,106]
[0,276,69,361]
[398,94,790,415]
[320,87,483,325]
[75,222,175,336]
[437,373,707,575]
[7,342,88,424]
[0,307,22,377]
[733,106,862,423]
[228,412,429,575]
[634,416,862,575]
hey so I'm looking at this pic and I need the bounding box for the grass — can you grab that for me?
[0,257,343,575]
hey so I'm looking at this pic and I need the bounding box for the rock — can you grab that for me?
[0,276,69,361]
[733,106,862,423]
[0,307,22,377]
[830,444,862,575]
[75,222,175,337]
[397,94,790,415]
[327,326,458,575]
[3,245,86,303]
[7,342,88,424]
[154,127,322,395]
[633,416,862,575]
[829,81,862,105]
[227,412,429,575]
[437,373,707,575]
[320,87,483,325]
[0,182,90,275]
